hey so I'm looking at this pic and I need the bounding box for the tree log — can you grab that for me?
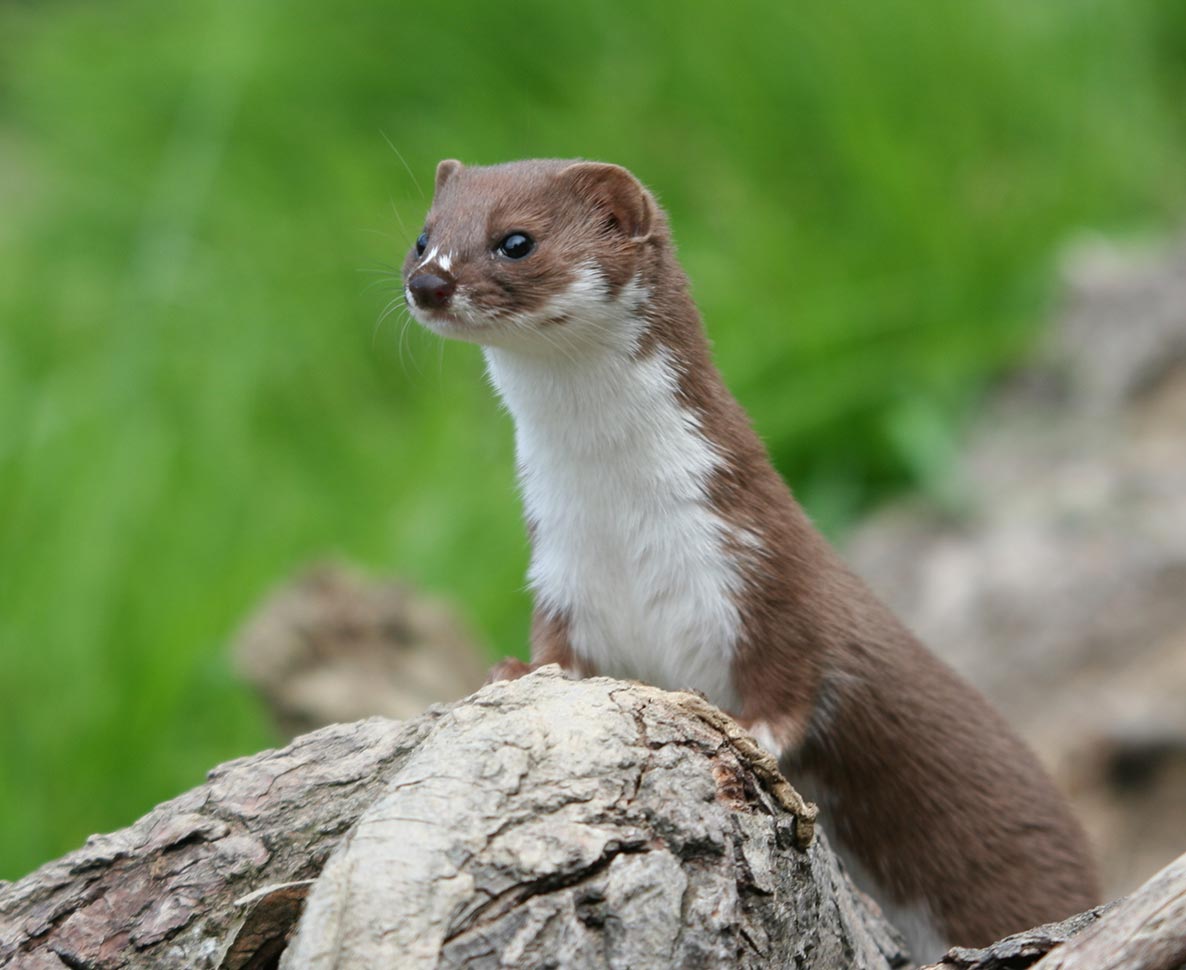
[1,668,905,969]
[921,908,1113,970]
[919,850,1186,970]
[1032,849,1186,970]
[0,710,446,970]
[7,666,1185,969]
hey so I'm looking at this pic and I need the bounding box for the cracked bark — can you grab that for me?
[923,849,1186,970]
[277,671,891,970]
[1,669,902,969]
[8,668,1181,969]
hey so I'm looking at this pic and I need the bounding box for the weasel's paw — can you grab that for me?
[484,657,535,684]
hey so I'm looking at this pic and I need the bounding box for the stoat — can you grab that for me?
[400,158,1099,963]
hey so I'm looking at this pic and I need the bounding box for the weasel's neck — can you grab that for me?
[482,319,748,711]
[483,337,701,464]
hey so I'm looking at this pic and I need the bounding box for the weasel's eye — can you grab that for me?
[415,232,428,256]
[497,232,534,260]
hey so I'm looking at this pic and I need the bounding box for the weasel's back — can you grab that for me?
[791,580,1099,954]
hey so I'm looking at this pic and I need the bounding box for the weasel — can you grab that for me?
[401,158,1100,963]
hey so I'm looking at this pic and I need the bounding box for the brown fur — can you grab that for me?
[405,159,1101,948]
[402,160,654,333]
[638,209,1099,945]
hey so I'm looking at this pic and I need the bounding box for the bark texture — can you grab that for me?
[1032,849,1186,970]
[923,850,1186,970]
[921,909,1113,970]
[0,712,447,970]
[0,668,904,970]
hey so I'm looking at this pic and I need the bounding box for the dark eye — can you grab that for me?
[415,232,428,256]
[497,232,534,260]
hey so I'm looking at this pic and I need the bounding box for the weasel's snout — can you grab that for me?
[409,272,456,311]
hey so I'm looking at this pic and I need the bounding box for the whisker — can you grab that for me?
[358,227,405,244]
[373,294,408,345]
[377,298,408,327]
[400,310,424,374]
[357,263,406,294]
[357,259,403,272]
[360,277,407,292]
[373,302,394,346]
[388,196,411,239]
[361,277,405,294]
[380,131,425,201]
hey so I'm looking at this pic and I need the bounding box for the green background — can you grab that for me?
[1,0,1183,880]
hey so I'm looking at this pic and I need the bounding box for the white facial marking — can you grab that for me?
[522,264,612,319]
[483,270,745,712]
[437,252,453,273]
[418,245,439,269]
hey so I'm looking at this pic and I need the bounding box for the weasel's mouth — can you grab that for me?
[406,297,486,343]
[412,306,462,333]
[404,284,509,346]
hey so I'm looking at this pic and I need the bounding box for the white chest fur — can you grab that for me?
[483,307,745,712]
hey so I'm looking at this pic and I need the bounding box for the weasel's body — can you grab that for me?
[484,316,747,713]
[403,158,1100,962]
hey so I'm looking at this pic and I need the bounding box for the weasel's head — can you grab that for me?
[402,159,662,351]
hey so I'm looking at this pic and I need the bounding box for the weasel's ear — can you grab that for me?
[435,159,462,193]
[559,162,655,241]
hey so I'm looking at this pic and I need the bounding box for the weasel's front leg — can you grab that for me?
[727,644,822,761]
[485,610,595,684]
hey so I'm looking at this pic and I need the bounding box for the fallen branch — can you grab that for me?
[919,849,1186,970]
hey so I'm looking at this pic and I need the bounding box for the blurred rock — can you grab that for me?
[845,236,1186,898]
[233,562,489,736]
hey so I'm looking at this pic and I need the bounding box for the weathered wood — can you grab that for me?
[922,907,1113,970]
[279,669,900,970]
[923,850,1186,970]
[0,669,904,970]
[0,714,446,969]
[1032,850,1186,970]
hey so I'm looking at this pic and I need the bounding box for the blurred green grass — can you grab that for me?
[0,0,1182,880]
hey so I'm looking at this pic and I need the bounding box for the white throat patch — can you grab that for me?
[483,270,745,712]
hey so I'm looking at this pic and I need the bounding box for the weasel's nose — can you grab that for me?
[408,272,456,310]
